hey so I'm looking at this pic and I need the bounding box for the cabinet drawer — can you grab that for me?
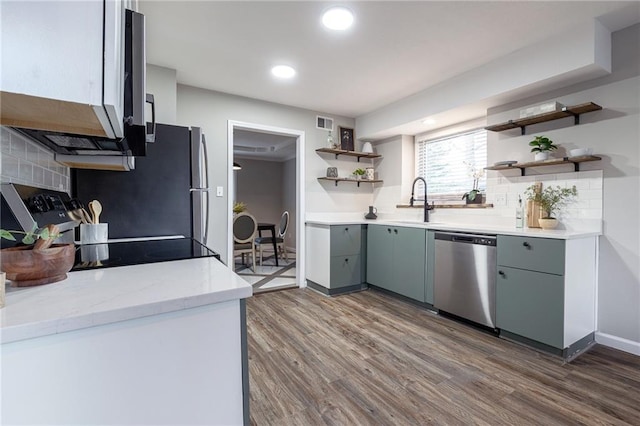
[330,225,362,256]
[497,235,565,275]
[330,255,362,288]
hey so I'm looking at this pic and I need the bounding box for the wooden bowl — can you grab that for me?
[0,244,76,287]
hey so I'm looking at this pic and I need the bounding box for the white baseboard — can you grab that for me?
[595,332,640,356]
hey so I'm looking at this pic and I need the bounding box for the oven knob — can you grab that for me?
[28,195,48,213]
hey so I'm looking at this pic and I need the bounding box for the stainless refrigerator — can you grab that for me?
[73,123,210,243]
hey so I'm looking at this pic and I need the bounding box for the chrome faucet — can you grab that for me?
[410,177,434,222]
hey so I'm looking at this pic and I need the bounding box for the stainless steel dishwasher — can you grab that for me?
[433,232,497,328]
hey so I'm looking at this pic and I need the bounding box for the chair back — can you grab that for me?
[278,211,289,238]
[233,212,257,244]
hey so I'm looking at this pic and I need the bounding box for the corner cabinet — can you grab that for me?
[366,224,427,303]
[0,1,125,138]
[316,148,383,187]
[496,235,597,359]
[305,223,367,295]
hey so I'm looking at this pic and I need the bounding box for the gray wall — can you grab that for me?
[235,158,296,250]
[176,85,358,260]
[488,24,640,345]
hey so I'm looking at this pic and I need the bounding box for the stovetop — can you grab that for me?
[71,238,220,271]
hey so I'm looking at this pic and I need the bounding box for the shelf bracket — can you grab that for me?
[520,126,526,135]
[574,162,580,172]
[520,168,525,177]
[356,181,361,187]
[334,180,339,187]
[334,154,339,160]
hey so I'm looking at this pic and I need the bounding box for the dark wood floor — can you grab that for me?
[246,288,640,425]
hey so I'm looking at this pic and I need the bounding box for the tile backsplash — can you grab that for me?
[0,127,69,193]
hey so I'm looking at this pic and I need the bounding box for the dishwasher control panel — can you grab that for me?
[434,232,497,246]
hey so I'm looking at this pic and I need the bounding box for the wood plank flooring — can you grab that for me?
[246,288,640,425]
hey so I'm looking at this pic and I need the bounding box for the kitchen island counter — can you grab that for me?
[1,256,252,344]
[1,257,252,426]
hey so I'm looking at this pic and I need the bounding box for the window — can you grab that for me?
[415,129,487,201]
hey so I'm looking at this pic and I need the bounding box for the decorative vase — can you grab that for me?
[326,167,338,178]
[538,218,559,229]
[365,168,375,180]
[534,152,549,161]
[0,244,76,287]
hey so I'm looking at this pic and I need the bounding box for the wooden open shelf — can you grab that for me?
[484,155,601,176]
[316,147,381,162]
[318,177,383,187]
[485,102,602,135]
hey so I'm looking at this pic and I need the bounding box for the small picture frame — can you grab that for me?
[339,126,355,151]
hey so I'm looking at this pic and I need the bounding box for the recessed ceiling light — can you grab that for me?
[422,118,436,126]
[271,65,296,79]
[322,7,354,31]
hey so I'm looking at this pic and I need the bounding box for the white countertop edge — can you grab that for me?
[305,219,601,239]
[1,286,252,344]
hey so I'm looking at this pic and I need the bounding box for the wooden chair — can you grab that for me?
[255,211,289,266]
[233,212,257,271]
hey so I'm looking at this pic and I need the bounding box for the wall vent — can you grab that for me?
[316,116,334,131]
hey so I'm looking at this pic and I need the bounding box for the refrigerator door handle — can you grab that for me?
[201,134,210,244]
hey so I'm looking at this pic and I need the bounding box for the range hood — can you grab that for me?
[0,8,154,170]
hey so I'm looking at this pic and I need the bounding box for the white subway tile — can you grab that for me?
[3,155,19,178]
[10,136,26,157]
[33,166,45,185]
[18,161,32,181]
[43,170,54,188]
[26,142,38,163]
[590,178,603,190]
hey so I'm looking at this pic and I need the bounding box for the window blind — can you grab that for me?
[415,129,487,201]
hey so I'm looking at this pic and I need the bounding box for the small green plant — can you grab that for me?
[529,135,558,153]
[353,168,366,176]
[525,184,578,218]
[233,201,247,214]
[0,226,56,245]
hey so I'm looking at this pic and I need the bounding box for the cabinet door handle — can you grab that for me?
[523,242,531,249]
[344,227,349,232]
[498,270,505,276]
[387,228,392,233]
[344,258,349,263]
[394,229,398,234]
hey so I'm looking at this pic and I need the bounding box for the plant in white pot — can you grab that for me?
[529,135,558,161]
[525,184,578,229]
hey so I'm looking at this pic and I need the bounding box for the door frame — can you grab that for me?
[227,120,306,288]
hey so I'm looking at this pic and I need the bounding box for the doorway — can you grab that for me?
[227,121,305,292]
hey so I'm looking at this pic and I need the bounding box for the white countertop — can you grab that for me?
[0,257,253,344]
[306,218,601,239]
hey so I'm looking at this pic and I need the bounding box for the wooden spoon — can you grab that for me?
[33,224,60,251]
[89,200,103,224]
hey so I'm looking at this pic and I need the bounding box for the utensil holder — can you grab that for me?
[80,223,108,244]
[80,243,109,261]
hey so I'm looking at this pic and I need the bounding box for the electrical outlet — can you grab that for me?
[216,186,223,197]
[495,193,507,206]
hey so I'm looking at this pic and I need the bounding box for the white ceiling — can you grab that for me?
[139,1,639,142]
[233,129,297,162]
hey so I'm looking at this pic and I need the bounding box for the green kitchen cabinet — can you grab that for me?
[365,224,393,291]
[366,224,426,302]
[306,223,366,295]
[329,225,364,289]
[496,235,597,357]
[496,266,564,348]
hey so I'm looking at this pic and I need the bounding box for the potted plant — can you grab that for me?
[462,162,485,204]
[529,135,558,161]
[233,201,247,214]
[525,184,578,229]
[353,168,366,180]
[0,224,75,287]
